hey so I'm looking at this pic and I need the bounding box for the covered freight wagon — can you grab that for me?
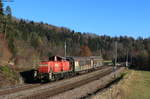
[71,56,103,72]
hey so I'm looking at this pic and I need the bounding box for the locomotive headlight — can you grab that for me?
[34,71,37,77]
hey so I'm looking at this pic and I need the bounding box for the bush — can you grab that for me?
[0,66,16,78]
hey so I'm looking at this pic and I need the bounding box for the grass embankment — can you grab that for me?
[92,69,150,99]
[121,70,150,99]
[0,66,19,88]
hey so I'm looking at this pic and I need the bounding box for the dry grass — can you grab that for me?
[92,69,150,99]
[0,66,19,88]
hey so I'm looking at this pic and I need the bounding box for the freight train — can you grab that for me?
[34,56,103,82]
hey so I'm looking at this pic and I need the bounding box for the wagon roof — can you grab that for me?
[71,56,103,60]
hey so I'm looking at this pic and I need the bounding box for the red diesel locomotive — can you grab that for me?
[34,56,74,81]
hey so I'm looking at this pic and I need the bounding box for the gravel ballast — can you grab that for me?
[50,67,125,99]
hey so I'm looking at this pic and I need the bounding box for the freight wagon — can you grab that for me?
[34,56,103,82]
[70,56,103,72]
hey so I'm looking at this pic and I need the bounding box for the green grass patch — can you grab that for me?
[103,60,113,66]
[0,66,17,80]
[121,71,128,77]
[124,70,150,99]
[103,60,112,63]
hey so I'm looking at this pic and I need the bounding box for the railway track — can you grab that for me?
[0,66,107,96]
[0,83,41,96]
[0,66,116,99]
[23,67,114,99]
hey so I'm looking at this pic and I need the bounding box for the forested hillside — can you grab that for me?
[0,1,150,70]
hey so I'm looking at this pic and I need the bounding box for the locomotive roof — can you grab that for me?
[49,56,66,61]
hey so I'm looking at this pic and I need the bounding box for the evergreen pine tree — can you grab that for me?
[0,0,4,33]
[0,0,3,15]
[5,6,12,18]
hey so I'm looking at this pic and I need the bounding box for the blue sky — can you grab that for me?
[3,0,150,38]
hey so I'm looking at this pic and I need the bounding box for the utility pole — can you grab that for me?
[114,41,117,68]
[100,48,102,57]
[131,55,132,66]
[64,41,67,57]
[126,50,128,67]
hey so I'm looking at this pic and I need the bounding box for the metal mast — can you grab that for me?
[115,41,118,67]
[126,50,128,67]
[64,41,67,57]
